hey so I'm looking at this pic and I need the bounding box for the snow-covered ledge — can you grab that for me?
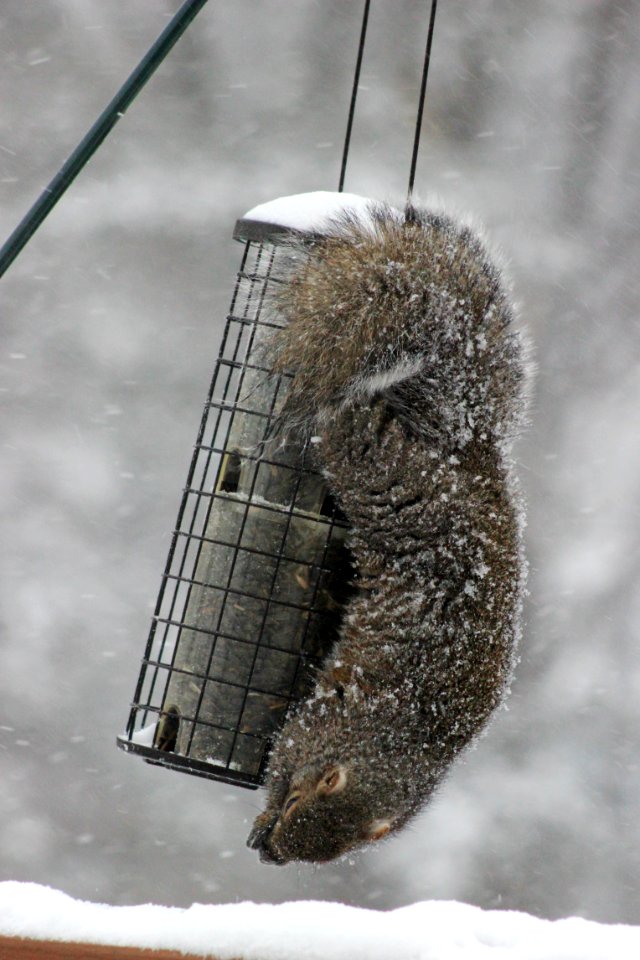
[1,883,640,960]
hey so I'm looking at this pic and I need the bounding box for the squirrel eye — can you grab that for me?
[316,765,347,796]
[283,793,300,817]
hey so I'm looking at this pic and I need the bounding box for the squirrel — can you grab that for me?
[246,201,528,865]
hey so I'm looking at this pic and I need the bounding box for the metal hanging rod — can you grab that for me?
[0,0,210,279]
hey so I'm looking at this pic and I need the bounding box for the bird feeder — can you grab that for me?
[117,196,358,788]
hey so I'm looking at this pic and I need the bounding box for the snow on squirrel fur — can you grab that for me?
[245,197,530,865]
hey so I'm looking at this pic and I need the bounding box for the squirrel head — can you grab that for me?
[247,759,396,864]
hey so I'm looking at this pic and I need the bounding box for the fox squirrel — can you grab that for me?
[247,202,528,864]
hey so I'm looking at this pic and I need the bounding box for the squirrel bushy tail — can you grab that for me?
[268,203,526,451]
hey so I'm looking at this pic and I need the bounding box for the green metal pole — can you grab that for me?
[0,0,210,279]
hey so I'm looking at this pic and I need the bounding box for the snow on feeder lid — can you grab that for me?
[234,190,375,241]
[117,193,364,789]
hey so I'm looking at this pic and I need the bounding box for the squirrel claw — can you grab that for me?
[247,813,284,864]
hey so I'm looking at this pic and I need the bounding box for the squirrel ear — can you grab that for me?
[365,819,392,843]
[316,765,348,796]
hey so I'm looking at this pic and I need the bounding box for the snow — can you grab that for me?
[1,883,639,960]
[241,191,381,233]
[130,721,157,746]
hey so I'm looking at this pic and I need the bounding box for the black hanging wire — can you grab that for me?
[338,0,439,201]
[0,0,210,279]
[407,0,439,204]
[338,0,372,193]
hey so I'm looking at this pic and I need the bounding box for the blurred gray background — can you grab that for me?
[1,0,639,924]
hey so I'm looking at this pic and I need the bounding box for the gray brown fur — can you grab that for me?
[247,203,527,865]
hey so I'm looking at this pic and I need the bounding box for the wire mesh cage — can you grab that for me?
[117,214,352,789]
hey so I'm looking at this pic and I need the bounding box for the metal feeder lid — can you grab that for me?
[233,190,374,243]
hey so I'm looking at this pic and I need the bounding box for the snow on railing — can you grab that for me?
[1,882,640,960]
